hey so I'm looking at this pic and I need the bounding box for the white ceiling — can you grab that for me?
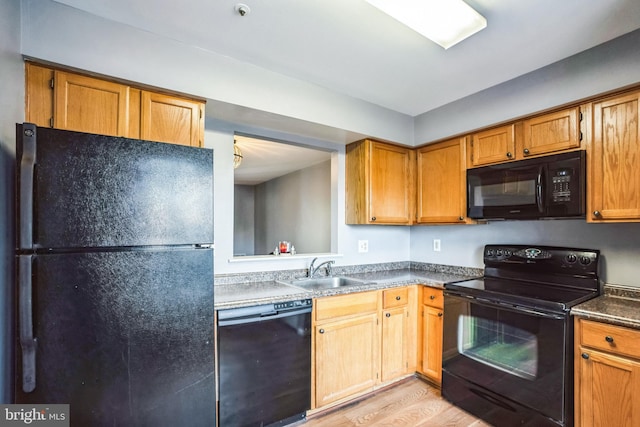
[49,0,640,183]
[51,0,640,117]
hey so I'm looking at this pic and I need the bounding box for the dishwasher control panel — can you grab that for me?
[274,299,312,310]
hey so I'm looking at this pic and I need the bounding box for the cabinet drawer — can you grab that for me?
[315,290,378,322]
[422,287,444,308]
[580,319,640,359]
[383,287,408,308]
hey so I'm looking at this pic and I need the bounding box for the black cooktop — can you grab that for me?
[445,244,601,313]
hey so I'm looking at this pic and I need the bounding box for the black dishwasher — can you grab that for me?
[218,299,312,427]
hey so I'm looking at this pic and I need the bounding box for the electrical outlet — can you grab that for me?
[433,239,441,252]
[358,240,369,253]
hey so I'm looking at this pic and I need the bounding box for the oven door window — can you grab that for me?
[459,313,538,380]
[443,296,567,423]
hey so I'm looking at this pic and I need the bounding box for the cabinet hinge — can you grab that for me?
[579,131,583,141]
[579,111,583,121]
[199,108,203,119]
[470,140,474,162]
[49,117,54,128]
[49,78,54,89]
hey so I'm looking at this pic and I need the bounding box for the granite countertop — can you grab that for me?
[214,267,480,310]
[572,284,640,329]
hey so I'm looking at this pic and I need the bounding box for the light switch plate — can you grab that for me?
[358,240,369,253]
[433,239,441,252]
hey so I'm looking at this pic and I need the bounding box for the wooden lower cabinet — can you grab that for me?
[381,287,412,382]
[315,313,379,407]
[575,318,640,426]
[312,286,416,410]
[418,287,444,385]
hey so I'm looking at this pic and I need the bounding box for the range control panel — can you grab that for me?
[484,244,599,274]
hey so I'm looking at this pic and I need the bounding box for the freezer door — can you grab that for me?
[17,123,213,250]
[15,248,215,427]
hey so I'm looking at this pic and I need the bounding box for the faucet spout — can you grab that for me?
[308,259,335,278]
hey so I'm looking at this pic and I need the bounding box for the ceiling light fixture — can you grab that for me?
[233,140,243,169]
[366,0,487,49]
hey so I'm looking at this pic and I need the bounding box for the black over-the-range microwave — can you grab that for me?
[467,150,585,220]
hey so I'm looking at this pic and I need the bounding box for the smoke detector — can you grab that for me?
[235,3,251,16]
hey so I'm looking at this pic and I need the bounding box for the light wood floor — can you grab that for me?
[303,377,491,427]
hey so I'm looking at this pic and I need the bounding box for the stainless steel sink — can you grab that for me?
[279,276,375,290]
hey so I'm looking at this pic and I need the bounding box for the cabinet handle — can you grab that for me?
[319,329,325,334]
[605,335,614,343]
[429,295,436,300]
[581,353,590,360]
[438,312,443,317]
[593,210,601,218]
[395,296,401,301]
[371,216,377,222]
[459,216,464,221]
[385,313,391,318]
[523,148,530,155]
[506,152,513,158]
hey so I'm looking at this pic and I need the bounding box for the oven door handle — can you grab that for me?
[445,291,565,320]
[512,305,565,320]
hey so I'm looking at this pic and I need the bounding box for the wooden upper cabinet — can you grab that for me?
[140,91,203,147]
[346,139,414,225]
[25,63,205,147]
[25,63,54,127]
[54,71,129,137]
[469,123,518,167]
[522,107,581,158]
[416,137,468,224]
[589,91,640,222]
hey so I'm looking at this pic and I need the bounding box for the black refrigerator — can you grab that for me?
[14,123,215,426]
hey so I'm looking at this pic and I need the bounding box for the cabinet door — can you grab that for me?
[141,92,203,147]
[368,141,413,224]
[522,107,581,157]
[469,124,518,167]
[416,137,467,224]
[589,91,640,222]
[315,314,379,407]
[25,63,54,127]
[578,348,640,427]
[420,304,443,385]
[54,71,129,137]
[381,306,408,382]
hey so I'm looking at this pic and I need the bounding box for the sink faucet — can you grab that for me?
[308,257,335,278]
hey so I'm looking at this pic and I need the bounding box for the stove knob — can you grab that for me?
[496,249,503,256]
[566,254,577,264]
[486,249,494,256]
[580,256,592,265]
[504,250,512,257]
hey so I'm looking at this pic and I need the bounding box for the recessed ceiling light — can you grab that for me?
[366,0,487,49]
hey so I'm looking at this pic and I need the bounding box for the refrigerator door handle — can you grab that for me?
[19,255,37,393]
[19,123,37,249]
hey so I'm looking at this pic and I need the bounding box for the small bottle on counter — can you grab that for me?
[290,245,296,255]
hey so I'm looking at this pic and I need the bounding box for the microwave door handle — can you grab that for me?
[536,166,545,213]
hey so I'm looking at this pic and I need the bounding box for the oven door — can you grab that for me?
[467,161,545,219]
[442,292,570,426]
